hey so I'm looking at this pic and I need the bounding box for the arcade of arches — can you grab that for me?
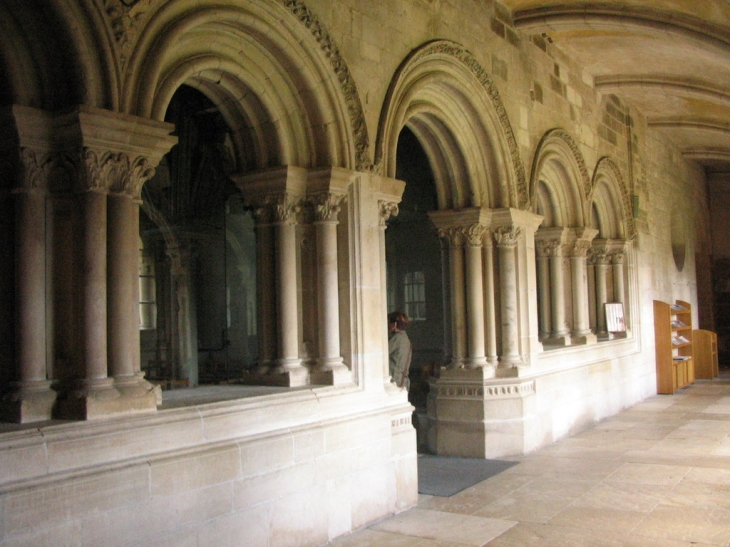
[1,0,728,545]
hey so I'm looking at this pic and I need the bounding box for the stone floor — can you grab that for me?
[328,376,730,547]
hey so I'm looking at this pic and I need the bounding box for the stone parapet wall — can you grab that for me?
[0,389,416,546]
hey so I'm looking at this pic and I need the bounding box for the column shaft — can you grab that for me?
[15,189,47,384]
[449,241,467,368]
[465,237,487,367]
[315,219,342,368]
[275,221,302,371]
[595,262,609,334]
[483,238,497,364]
[550,254,568,337]
[495,228,522,367]
[255,221,276,373]
[536,254,551,339]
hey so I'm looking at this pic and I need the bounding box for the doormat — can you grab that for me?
[417,455,518,497]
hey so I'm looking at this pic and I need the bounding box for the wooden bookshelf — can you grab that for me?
[693,329,719,379]
[654,300,694,394]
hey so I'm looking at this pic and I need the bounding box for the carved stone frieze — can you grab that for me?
[436,380,535,399]
[103,0,150,67]
[280,0,370,171]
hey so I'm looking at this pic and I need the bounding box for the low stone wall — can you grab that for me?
[0,388,417,547]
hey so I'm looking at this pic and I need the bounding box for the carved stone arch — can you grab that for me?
[376,39,527,210]
[529,128,590,227]
[0,0,117,111]
[124,0,368,172]
[590,156,636,241]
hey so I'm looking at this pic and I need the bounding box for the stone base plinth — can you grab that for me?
[310,364,353,386]
[432,372,536,458]
[239,368,310,387]
[572,332,598,345]
[55,390,158,420]
[0,389,57,423]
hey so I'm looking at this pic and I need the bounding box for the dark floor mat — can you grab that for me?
[417,455,518,497]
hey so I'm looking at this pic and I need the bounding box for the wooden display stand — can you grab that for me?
[653,300,695,394]
[693,329,719,379]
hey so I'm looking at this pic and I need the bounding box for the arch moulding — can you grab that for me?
[590,156,637,241]
[375,39,528,209]
[529,128,590,215]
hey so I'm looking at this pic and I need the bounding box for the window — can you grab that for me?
[404,271,426,320]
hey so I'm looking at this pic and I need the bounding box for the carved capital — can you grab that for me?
[378,200,399,226]
[609,245,627,264]
[268,193,302,225]
[536,239,562,258]
[463,224,486,247]
[310,192,347,222]
[588,245,610,265]
[570,240,592,257]
[494,226,522,248]
[438,226,465,248]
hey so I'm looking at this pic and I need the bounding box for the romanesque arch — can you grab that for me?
[376,39,526,210]
[124,0,369,172]
[590,156,637,241]
[586,156,635,337]
[530,128,590,226]
[532,128,595,346]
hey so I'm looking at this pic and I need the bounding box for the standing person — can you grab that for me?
[388,311,412,390]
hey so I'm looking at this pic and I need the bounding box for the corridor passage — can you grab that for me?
[329,376,730,547]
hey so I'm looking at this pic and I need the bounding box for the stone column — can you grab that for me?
[589,244,610,338]
[494,226,523,368]
[569,229,598,344]
[546,241,570,345]
[463,225,488,368]
[310,192,349,383]
[440,236,453,366]
[611,244,627,306]
[535,240,553,341]
[65,149,121,414]
[482,230,498,365]
[252,207,276,374]
[379,200,400,384]
[1,147,57,422]
[107,157,160,406]
[271,193,307,385]
[440,227,467,369]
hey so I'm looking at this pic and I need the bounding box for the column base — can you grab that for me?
[310,364,352,386]
[239,366,310,387]
[0,381,57,423]
[572,332,598,345]
[114,373,163,406]
[542,334,572,347]
[55,378,157,420]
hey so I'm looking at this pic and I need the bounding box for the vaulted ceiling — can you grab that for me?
[505,0,730,173]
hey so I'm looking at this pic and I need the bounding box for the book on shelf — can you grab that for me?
[673,356,690,362]
[670,304,687,312]
[671,320,686,328]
